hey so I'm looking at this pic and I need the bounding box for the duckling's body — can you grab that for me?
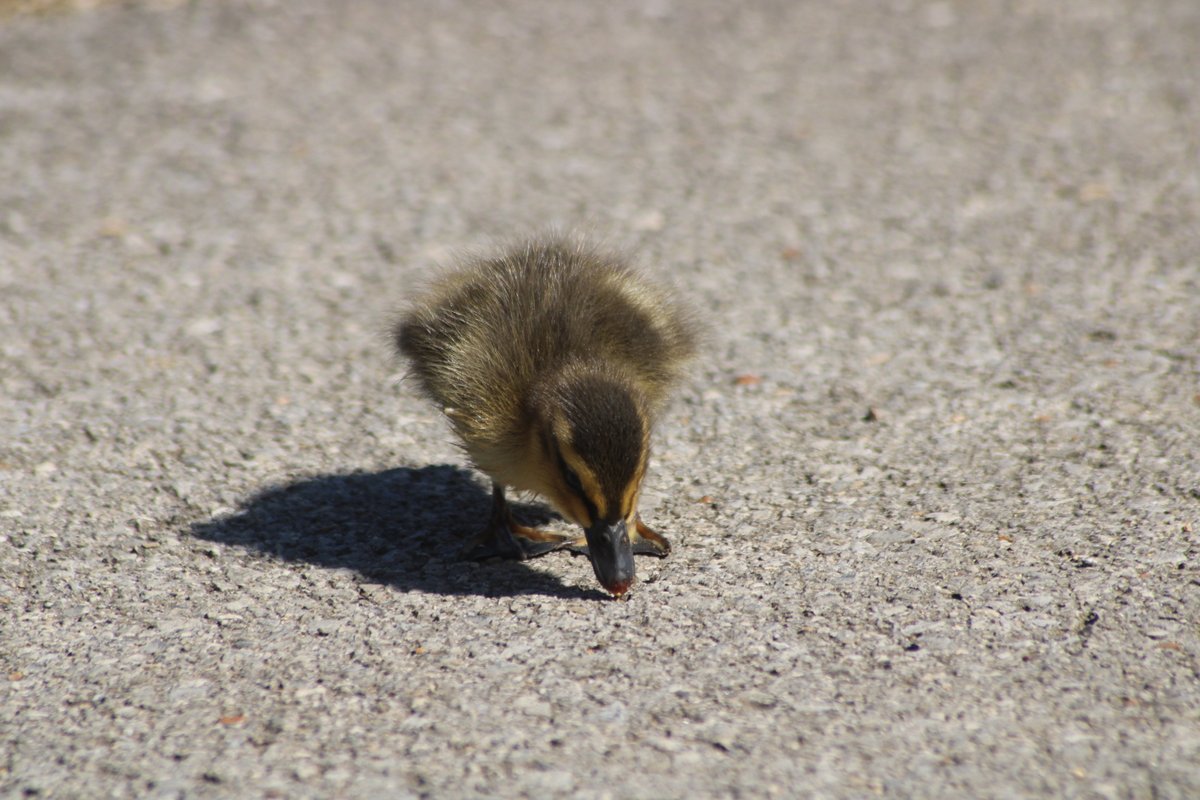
[396,236,696,596]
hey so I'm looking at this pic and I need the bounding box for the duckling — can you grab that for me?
[395,235,697,596]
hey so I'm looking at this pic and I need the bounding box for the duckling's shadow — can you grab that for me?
[189,464,606,600]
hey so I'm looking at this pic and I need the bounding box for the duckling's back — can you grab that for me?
[396,237,696,441]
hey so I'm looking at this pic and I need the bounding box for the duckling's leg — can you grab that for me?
[461,484,576,561]
[631,514,671,557]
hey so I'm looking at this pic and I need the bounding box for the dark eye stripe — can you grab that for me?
[557,453,598,520]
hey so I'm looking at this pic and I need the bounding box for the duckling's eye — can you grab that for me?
[558,457,599,520]
[562,465,584,496]
[556,452,585,496]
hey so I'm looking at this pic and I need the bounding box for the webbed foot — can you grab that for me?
[631,515,671,557]
[461,484,575,561]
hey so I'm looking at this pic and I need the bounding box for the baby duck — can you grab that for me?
[395,236,697,596]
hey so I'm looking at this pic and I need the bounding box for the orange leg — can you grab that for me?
[632,514,671,557]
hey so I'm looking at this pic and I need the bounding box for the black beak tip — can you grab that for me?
[585,519,636,597]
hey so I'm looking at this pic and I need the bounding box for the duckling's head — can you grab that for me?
[530,363,651,597]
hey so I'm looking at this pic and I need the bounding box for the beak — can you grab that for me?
[584,518,635,597]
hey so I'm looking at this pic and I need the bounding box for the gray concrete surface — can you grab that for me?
[2,1,1198,797]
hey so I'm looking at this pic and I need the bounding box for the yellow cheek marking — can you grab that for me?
[620,461,646,520]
